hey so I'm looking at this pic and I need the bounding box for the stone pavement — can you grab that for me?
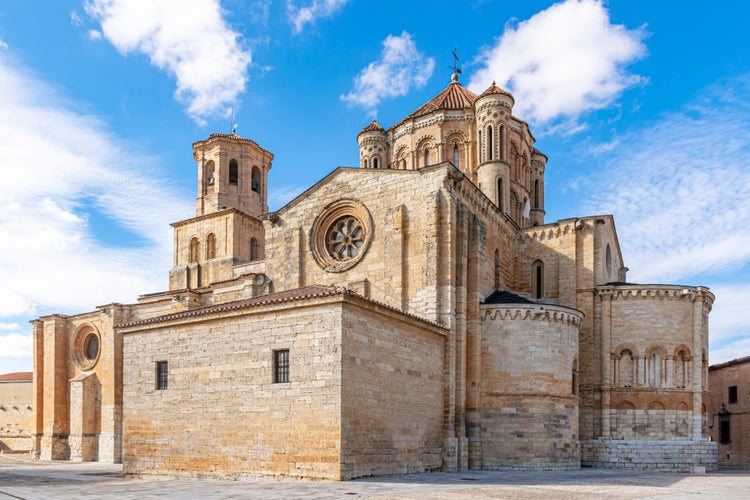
[1,454,749,499]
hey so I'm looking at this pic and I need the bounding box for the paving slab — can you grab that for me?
[1,454,749,499]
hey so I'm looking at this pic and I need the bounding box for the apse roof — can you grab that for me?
[482,290,536,305]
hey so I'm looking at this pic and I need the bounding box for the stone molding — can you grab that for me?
[480,303,584,326]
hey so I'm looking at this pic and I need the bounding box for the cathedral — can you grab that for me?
[31,73,717,479]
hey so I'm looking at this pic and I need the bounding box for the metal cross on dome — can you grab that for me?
[450,48,462,76]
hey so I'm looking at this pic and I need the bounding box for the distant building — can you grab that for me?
[32,73,716,479]
[0,372,33,453]
[709,356,750,466]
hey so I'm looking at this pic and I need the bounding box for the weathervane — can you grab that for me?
[231,106,238,135]
[449,48,462,77]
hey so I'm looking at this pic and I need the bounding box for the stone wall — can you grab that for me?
[478,304,583,470]
[0,380,33,452]
[121,290,446,480]
[709,356,750,466]
[340,302,445,479]
[582,439,717,471]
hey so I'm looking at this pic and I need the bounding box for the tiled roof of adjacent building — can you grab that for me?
[482,290,536,305]
[709,355,750,371]
[0,371,32,382]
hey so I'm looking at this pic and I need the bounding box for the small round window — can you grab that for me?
[84,334,99,361]
[72,326,101,370]
[311,199,373,272]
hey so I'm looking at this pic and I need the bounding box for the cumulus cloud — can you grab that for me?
[469,0,646,128]
[0,53,188,322]
[84,0,251,124]
[0,333,32,359]
[287,0,348,33]
[341,32,435,113]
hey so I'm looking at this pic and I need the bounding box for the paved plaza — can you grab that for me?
[1,454,749,499]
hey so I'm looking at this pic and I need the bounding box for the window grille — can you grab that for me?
[274,349,289,383]
[156,361,168,390]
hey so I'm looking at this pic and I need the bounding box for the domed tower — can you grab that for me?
[357,120,387,169]
[475,82,514,216]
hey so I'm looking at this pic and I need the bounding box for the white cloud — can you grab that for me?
[0,39,7,51]
[287,0,348,33]
[0,323,20,331]
[341,32,435,113]
[0,53,188,321]
[0,333,32,359]
[469,0,646,128]
[84,0,251,124]
[583,74,750,287]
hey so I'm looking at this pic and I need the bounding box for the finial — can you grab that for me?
[449,48,462,82]
[230,106,238,135]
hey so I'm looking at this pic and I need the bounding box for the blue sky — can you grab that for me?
[1,0,749,372]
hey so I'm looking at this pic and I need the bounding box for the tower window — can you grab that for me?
[250,237,259,261]
[453,144,459,168]
[729,385,738,404]
[189,237,199,263]
[424,149,430,167]
[487,126,494,160]
[251,166,261,193]
[273,349,289,383]
[155,361,168,390]
[205,160,215,188]
[229,159,238,184]
[206,233,216,260]
[497,178,504,212]
[372,157,379,169]
[534,179,540,209]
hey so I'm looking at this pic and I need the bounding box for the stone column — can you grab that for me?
[600,290,612,438]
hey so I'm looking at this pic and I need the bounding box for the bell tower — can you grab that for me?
[169,133,273,291]
[193,133,273,217]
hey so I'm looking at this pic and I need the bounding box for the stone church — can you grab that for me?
[31,73,717,479]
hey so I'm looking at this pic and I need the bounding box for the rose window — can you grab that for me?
[326,216,365,261]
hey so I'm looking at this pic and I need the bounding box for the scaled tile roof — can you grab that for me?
[403,81,478,121]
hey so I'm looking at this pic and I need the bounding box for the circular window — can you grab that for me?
[326,215,366,261]
[72,326,101,370]
[311,199,373,272]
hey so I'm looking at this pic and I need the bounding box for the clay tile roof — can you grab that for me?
[0,372,32,382]
[404,81,478,121]
[359,119,385,134]
[482,290,535,305]
[478,80,513,99]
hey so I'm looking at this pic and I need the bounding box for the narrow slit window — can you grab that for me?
[156,361,168,390]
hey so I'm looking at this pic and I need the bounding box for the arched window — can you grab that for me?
[250,237,259,261]
[494,249,501,289]
[534,179,540,209]
[453,144,459,168]
[532,260,544,299]
[487,126,494,160]
[605,244,612,280]
[675,349,689,388]
[478,130,482,162]
[619,349,634,386]
[499,126,505,160]
[206,233,216,260]
[251,166,261,193]
[424,148,430,167]
[372,157,379,169]
[648,350,664,388]
[189,237,199,263]
[229,159,238,184]
[497,178,504,212]
[205,160,215,188]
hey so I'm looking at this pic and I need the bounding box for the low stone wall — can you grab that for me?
[581,439,718,471]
